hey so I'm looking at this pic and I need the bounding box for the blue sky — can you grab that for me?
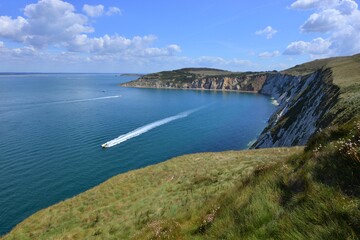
[0,0,359,72]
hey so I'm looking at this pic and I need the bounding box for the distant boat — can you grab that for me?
[101,143,108,148]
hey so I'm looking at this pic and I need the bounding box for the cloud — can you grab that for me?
[255,26,278,39]
[82,5,121,17]
[290,0,338,9]
[82,4,104,17]
[301,9,346,32]
[20,0,93,48]
[0,16,28,42]
[0,0,180,60]
[284,37,331,56]
[67,33,180,58]
[258,51,281,58]
[190,56,253,68]
[287,0,360,56]
[106,7,121,16]
[338,0,358,14]
[0,42,40,61]
[291,0,358,12]
[140,44,181,57]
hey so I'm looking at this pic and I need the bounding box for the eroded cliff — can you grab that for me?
[120,68,273,92]
[253,69,339,148]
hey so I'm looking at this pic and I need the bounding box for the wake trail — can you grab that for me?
[52,95,120,104]
[102,106,206,148]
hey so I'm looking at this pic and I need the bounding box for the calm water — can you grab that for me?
[0,74,275,235]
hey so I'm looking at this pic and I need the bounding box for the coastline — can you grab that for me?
[119,85,261,94]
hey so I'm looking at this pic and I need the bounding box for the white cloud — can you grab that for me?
[284,37,331,56]
[337,0,358,14]
[291,0,358,12]
[255,26,278,39]
[287,0,360,56]
[290,0,338,10]
[258,50,281,58]
[140,44,181,57]
[82,4,104,17]
[22,0,93,48]
[301,9,346,32]
[106,7,121,16]
[0,16,28,42]
[66,34,180,57]
[0,0,181,61]
[190,56,253,68]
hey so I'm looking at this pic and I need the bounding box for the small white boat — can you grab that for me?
[101,143,108,148]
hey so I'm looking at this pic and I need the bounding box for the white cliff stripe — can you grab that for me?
[102,106,205,148]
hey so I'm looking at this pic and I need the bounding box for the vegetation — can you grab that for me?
[120,67,268,89]
[199,120,360,239]
[3,148,301,239]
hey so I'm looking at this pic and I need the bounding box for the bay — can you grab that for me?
[0,74,275,235]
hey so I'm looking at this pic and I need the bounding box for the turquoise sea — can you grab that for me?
[0,74,275,235]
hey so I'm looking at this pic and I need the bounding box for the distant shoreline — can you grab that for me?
[119,73,144,77]
[120,85,260,94]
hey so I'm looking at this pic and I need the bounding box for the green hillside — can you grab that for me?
[3,148,302,239]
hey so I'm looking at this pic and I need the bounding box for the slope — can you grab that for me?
[2,148,301,239]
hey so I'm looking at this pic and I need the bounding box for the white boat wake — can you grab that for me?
[102,106,205,148]
[54,95,120,104]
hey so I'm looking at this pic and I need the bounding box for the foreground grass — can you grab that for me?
[193,120,360,240]
[3,148,300,239]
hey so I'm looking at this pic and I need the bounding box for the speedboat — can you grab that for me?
[101,143,108,148]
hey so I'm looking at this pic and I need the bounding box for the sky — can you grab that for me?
[0,0,359,73]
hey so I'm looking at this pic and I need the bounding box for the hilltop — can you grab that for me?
[3,54,360,239]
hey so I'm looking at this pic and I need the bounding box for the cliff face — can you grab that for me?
[121,70,272,92]
[253,69,339,148]
[187,74,267,91]
[121,67,342,149]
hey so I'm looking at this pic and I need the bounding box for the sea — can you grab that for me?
[0,73,275,235]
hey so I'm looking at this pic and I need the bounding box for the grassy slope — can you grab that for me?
[199,121,360,240]
[3,148,301,239]
[285,54,360,124]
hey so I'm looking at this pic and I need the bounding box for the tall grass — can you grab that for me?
[194,120,360,240]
